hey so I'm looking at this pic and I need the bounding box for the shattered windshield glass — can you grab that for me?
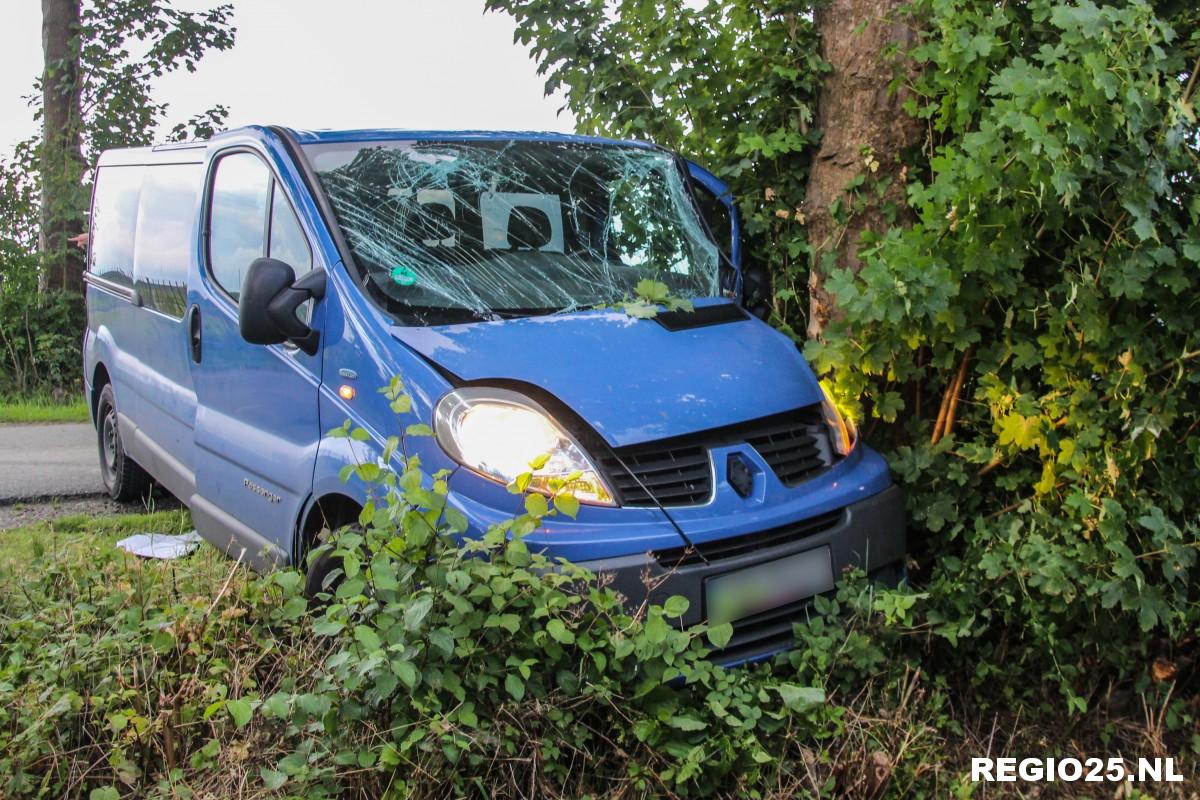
[302,139,721,325]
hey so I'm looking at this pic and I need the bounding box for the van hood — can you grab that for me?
[390,303,824,448]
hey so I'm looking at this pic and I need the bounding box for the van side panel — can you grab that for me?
[128,163,203,476]
[86,158,204,504]
[186,138,323,567]
[87,165,148,427]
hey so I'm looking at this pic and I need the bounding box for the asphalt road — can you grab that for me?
[0,423,103,502]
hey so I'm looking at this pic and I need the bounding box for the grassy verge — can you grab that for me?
[0,508,1193,798]
[0,396,90,424]
[0,508,193,574]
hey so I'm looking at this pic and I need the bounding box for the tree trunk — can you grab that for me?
[39,0,85,295]
[804,0,922,339]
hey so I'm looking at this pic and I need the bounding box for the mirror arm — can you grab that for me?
[265,267,326,356]
[294,267,326,300]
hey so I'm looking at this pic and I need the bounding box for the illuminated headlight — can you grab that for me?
[819,382,857,457]
[434,387,615,506]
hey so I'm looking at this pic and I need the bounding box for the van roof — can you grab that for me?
[95,126,656,168]
[281,127,654,150]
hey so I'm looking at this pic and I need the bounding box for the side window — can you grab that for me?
[268,184,313,321]
[690,180,733,262]
[90,165,145,288]
[268,184,311,273]
[134,163,202,318]
[208,152,271,302]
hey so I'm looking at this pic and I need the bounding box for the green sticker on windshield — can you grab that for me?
[390,265,417,286]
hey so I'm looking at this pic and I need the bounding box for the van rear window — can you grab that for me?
[134,163,203,318]
[90,165,144,289]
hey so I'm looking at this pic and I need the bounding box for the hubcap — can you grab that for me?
[102,409,118,472]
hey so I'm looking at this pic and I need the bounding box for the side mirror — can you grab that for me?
[742,264,771,321]
[239,258,326,355]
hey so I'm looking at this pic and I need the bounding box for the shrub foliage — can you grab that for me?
[2,383,953,798]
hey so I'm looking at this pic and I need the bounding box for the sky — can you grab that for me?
[0,0,576,160]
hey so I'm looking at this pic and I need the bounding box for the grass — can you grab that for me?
[0,508,194,576]
[0,395,90,424]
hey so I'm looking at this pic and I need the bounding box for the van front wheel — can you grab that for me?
[95,384,152,502]
[303,524,364,602]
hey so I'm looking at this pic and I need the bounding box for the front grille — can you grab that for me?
[597,443,713,507]
[710,598,817,666]
[744,408,828,486]
[652,509,843,567]
[598,406,833,508]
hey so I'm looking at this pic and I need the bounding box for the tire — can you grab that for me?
[302,523,362,602]
[95,383,152,502]
[303,546,341,601]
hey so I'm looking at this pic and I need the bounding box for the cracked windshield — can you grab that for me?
[303,140,721,325]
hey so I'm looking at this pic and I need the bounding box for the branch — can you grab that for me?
[931,347,972,444]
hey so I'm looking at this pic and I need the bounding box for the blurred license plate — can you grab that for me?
[706,547,835,624]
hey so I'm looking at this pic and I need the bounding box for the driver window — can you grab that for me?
[208,152,271,302]
[268,184,314,322]
[268,187,310,273]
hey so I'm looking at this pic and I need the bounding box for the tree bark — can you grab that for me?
[804,0,922,339]
[40,0,85,295]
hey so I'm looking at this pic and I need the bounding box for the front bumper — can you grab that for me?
[575,484,906,664]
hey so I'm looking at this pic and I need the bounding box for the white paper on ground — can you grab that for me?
[115,531,203,560]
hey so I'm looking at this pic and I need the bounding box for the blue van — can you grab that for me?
[83,126,904,662]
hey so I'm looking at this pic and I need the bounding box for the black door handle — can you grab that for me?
[188,305,202,363]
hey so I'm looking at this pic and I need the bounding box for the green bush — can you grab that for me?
[0,239,85,397]
[0,382,960,798]
[4,378,1195,796]
[809,0,1200,707]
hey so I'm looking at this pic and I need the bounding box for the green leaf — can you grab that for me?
[90,790,120,800]
[312,618,345,636]
[997,413,1041,450]
[354,625,382,651]
[443,506,469,534]
[706,622,733,649]
[260,768,288,790]
[528,452,551,470]
[262,693,291,718]
[643,613,669,644]
[553,493,580,519]
[777,684,825,712]
[663,595,689,617]
[524,493,549,518]
[393,660,419,689]
[622,300,659,319]
[226,698,253,729]
[546,618,575,644]
[356,462,382,482]
[635,278,670,302]
[505,672,525,701]
[404,595,434,631]
[667,714,707,731]
[429,628,456,657]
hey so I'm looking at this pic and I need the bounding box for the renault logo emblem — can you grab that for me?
[727,453,754,498]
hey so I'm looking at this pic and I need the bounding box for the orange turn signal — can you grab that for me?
[338,384,356,401]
